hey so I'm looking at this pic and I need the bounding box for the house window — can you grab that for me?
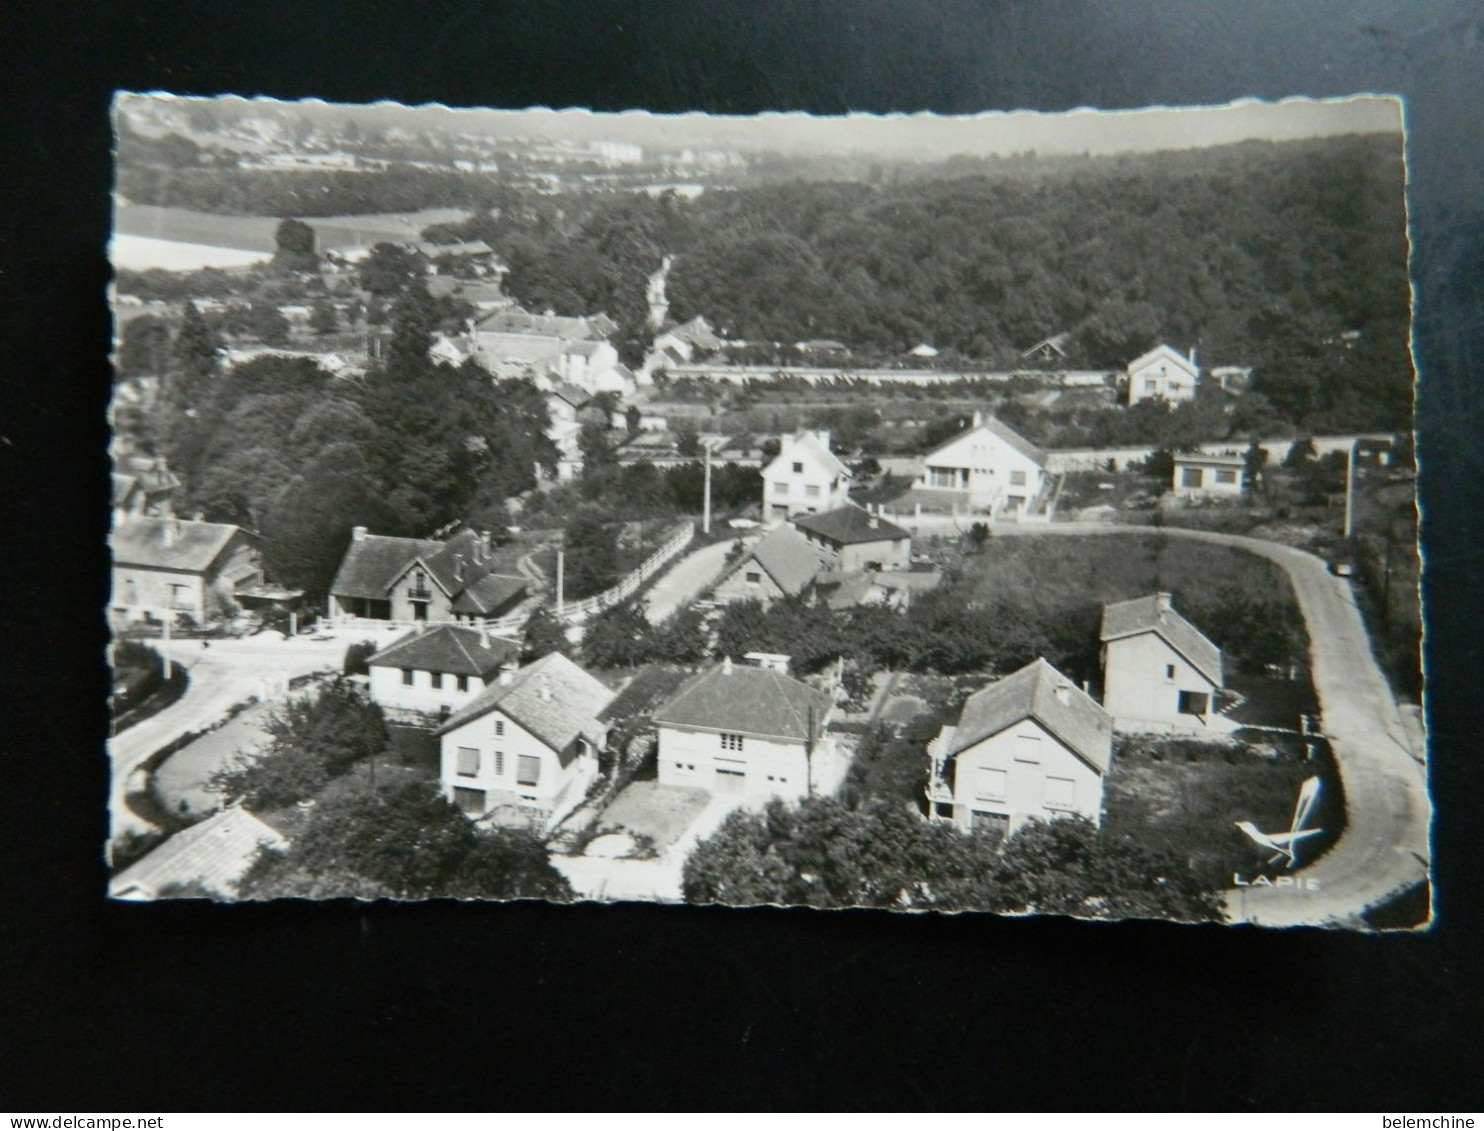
[494,719,504,737]
[773,481,790,497]
[401,669,414,686]
[517,755,541,787]
[1143,379,1158,393]
[456,674,469,693]
[1045,776,1076,810]
[1181,467,1203,488]
[674,762,696,774]
[745,571,762,585]
[1164,664,1176,682]
[456,747,479,777]
[970,810,1011,841]
[976,768,1008,801]
[1009,470,1027,487]
[791,461,803,474]
[494,751,505,776]
[452,787,486,815]
[805,484,820,498]
[1216,469,1238,484]
[720,733,744,752]
[430,672,444,690]
[1015,734,1041,764]
[1178,691,1211,716]
[928,467,959,490]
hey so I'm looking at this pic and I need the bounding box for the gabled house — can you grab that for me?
[109,806,286,901]
[712,524,834,606]
[1021,332,1072,363]
[110,516,262,624]
[556,338,626,394]
[761,430,853,520]
[366,623,521,716]
[917,412,1047,515]
[652,656,833,802]
[927,658,1113,839]
[433,651,614,829]
[469,306,612,379]
[328,527,527,625]
[111,454,180,523]
[1126,344,1200,406]
[1172,453,1246,498]
[649,316,722,367]
[1099,593,1224,731]
[790,504,912,573]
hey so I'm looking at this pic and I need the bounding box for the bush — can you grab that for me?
[342,640,378,676]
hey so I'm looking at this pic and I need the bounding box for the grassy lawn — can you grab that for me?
[1103,732,1342,889]
[593,781,711,852]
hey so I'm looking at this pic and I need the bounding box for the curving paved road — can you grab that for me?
[966,522,1431,928]
[643,537,741,624]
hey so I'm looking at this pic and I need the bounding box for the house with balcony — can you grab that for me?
[1099,593,1224,732]
[926,658,1113,840]
[110,516,262,624]
[366,623,521,718]
[327,526,527,625]
[761,430,853,521]
[917,413,1047,516]
[652,655,833,803]
[1125,344,1200,406]
[1172,453,1246,499]
[433,651,615,830]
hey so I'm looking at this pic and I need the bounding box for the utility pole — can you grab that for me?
[161,607,173,681]
[703,439,713,535]
[1343,440,1357,541]
[556,549,565,618]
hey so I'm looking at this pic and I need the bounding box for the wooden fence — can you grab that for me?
[557,521,695,623]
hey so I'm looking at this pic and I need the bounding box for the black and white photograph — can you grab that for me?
[105,91,1427,930]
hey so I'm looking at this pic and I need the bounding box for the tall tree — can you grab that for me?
[272,218,319,272]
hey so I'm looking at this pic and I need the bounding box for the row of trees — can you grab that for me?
[682,798,1221,921]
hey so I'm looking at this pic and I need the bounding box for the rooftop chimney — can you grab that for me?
[1156,591,1173,613]
[498,663,515,686]
[480,530,492,561]
[479,622,491,649]
[972,411,984,427]
[537,675,552,702]
[722,655,733,675]
[352,525,368,542]
[1053,683,1072,706]
[163,518,180,547]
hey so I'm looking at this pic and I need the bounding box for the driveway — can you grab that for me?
[643,537,740,623]
[108,630,381,848]
[977,523,1430,927]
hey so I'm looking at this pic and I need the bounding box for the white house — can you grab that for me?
[557,339,628,394]
[761,430,853,521]
[652,656,833,803]
[917,413,1047,515]
[1126,344,1200,406]
[433,651,615,830]
[1172,453,1246,499]
[366,623,521,717]
[926,658,1113,839]
[1100,593,1224,731]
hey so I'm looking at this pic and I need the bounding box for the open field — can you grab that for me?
[114,202,472,254]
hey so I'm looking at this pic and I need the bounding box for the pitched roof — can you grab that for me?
[109,807,286,900]
[110,516,247,574]
[1127,343,1198,375]
[330,532,445,600]
[791,504,911,547]
[1021,332,1071,358]
[924,415,1047,469]
[669,316,721,351]
[767,430,852,481]
[651,661,832,744]
[435,652,614,760]
[948,658,1113,774]
[450,571,527,615]
[744,524,833,597]
[1100,594,1223,686]
[563,339,608,359]
[475,307,598,339]
[112,473,139,507]
[367,624,519,678]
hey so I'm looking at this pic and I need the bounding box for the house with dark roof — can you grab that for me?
[366,623,521,716]
[790,504,912,573]
[328,526,527,625]
[433,651,615,829]
[761,430,853,521]
[652,656,833,802]
[711,524,834,606]
[1099,593,1224,731]
[111,454,180,523]
[917,412,1047,516]
[109,806,286,901]
[469,305,612,379]
[110,516,262,624]
[926,658,1114,838]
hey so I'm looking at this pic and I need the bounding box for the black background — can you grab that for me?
[3,0,1482,1112]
